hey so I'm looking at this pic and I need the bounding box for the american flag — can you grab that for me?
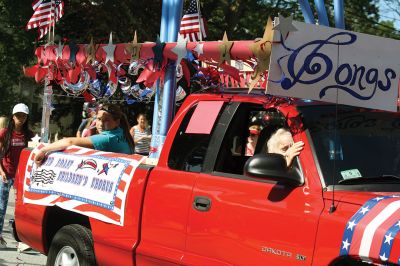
[26,0,64,40]
[179,0,207,42]
[23,144,145,226]
[340,195,400,264]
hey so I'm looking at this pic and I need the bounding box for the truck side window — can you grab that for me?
[168,103,224,172]
[214,104,287,175]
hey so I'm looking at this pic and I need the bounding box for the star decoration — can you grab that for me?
[125,31,141,63]
[171,35,187,70]
[152,35,166,70]
[384,233,394,245]
[342,239,350,251]
[218,31,233,66]
[375,197,384,201]
[103,32,116,64]
[86,37,99,65]
[249,17,274,91]
[272,14,298,40]
[396,220,400,227]
[360,206,369,215]
[347,220,356,231]
[31,134,41,143]
[380,253,388,261]
[55,41,64,60]
[69,41,78,64]
[193,43,204,56]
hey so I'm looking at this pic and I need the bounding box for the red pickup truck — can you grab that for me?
[13,90,400,265]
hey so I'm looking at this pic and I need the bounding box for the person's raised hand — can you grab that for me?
[284,141,304,167]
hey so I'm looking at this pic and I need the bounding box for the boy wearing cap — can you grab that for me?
[0,103,33,248]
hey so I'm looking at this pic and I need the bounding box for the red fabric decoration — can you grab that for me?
[68,66,81,84]
[82,91,94,102]
[76,45,87,65]
[35,67,47,82]
[180,60,191,87]
[108,65,118,84]
[219,63,240,82]
[85,65,97,80]
[23,65,39,78]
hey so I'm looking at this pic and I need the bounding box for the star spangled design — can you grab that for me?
[218,31,233,66]
[86,38,98,64]
[342,239,350,251]
[248,17,274,92]
[171,35,188,70]
[340,195,392,257]
[347,220,357,231]
[55,41,64,60]
[125,31,141,63]
[384,233,394,245]
[380,253,388,261]
[31,134,41,143]
[103,32,116,64]
[396,220,400,227]
[272,14,297,40]
[360,206,370,215]
[375,197,384,201]
[193,43,204,56]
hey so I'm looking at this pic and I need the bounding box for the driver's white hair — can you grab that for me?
[267,128,292,153]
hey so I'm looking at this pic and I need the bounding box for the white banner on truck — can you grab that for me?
[267,19,400,112]
[24,144,145,226]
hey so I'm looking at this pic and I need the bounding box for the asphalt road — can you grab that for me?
[0,188,47,266]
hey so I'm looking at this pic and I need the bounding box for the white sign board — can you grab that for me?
[24,145,145,226]
[268,20,400,112]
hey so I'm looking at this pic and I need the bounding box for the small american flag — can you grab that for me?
[26,0,64,40]
[179,0,207,42]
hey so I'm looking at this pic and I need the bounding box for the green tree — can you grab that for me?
[0,0,37,114]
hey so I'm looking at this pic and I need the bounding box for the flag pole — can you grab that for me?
[47,0,54,44]
[196,0,202,41]
[52,0,56,41]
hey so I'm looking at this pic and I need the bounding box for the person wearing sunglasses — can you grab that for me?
[34,104,135,165]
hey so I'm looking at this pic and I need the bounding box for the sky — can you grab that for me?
[379,0,400,30]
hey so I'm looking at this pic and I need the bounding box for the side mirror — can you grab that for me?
[244,153,303,186]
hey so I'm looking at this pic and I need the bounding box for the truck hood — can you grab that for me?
[332,191,400,206]
[325,191,400,206]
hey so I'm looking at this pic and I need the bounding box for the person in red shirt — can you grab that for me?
[0,103,33,248]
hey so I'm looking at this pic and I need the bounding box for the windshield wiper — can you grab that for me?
[338,175,400,185]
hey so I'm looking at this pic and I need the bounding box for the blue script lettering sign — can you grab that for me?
[268,21,400,111]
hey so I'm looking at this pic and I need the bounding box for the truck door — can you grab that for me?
[183,102,324,266]
[137,101,227,265]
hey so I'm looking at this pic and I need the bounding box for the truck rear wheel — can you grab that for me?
[46,224,96,266]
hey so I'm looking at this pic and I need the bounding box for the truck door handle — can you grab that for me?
[193,196,211,212]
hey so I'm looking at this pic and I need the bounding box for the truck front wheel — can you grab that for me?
[46,224,96,266]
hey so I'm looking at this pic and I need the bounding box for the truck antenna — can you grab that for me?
[329,41,341,214]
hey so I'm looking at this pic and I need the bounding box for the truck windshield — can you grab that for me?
[299,105,400,186]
